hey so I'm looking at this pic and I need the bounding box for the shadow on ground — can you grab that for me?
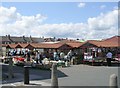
[2,64,68,84]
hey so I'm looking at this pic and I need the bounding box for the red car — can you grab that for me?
[13,56,25,65]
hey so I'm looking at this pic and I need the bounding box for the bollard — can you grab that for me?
[51,63,58,88]
[24,66,31,84]
[109,74,118,88]
[8,57,14,79]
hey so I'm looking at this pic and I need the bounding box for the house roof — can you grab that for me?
[31,37,44,43]
[99,41,119,47]
[4,36,120,49]
[6,44,19,48]
[44,38,55,42]
[66,42,83,48]
[59,39,80,44]
[1,44,7,47]
[18,43,29,48]
[30,43,63,49]
[23,37,32,43]
[6,43,29,48]
[86,40,102,47]
[98,36,120,47]
[79,37,120,48]
[102,36,120,42]
[10,36,26,43]
[6,42,73,50]
[1,36,11,42]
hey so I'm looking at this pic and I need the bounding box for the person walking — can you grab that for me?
[35,51,42,64]
[25,50,30,61]
[60,51,65,61]
[35,51,38,64]
[67,50,73,62]
[38,52,42,64]
[106,50,112,66]
[53,50,58,61]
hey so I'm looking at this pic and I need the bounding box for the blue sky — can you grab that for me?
[2,2,117,24]
[0,2,118,40]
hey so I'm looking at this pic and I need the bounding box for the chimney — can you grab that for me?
[8,35,10,39]
[30,35,33,43]
[23,35,25,38]
[23,35,26,43]
[7,34,12,43]
[42,36,44,38]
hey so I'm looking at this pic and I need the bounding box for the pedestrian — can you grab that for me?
[35,51,38,64]
[60,51,65,61]
[67,50,73,62]
[1,55,5,63]
[106,50,112,66]
[53,50,57,61]
[35,51,42,64]
[25,50,30,62]
[38,52,42,64]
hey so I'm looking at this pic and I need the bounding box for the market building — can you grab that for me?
[0,35,120,62]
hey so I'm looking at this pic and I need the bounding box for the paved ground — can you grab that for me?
[42,65,120,86]
[1,62,120,87]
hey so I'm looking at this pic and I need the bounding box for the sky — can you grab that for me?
[0,2,118,40]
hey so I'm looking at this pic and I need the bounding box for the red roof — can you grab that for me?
[5,36,120,49]
[18,43,29,48]
[6,44,19,48]
[66,42,83,48]
[98,36,120,47]
[6,43,29,48]
[1,44,7,47]
[30,43,63,49]
[79,36,120,48]
[102,36,120,42]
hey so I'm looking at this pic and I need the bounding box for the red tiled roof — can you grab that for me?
[5,43,63,49]
[87,40,102,47]
[18,43,29,48]
[101,36,120,47]
[66,42,83,48]
[6,43,29,48]
[4,36,120,49]
[30,43,63,49]
[97,41,119,47]
[79,37,120,48]
[6,44,18,48]
[102,36,120,42]
[58,39,83,48]
[1,44,7,47]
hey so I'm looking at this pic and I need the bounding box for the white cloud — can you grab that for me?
[113,6,118,10]
[0,6,118,40]
[100,5,106,9]
[0,7,17,23]
[78,3,86,8]
[88,10,118,30]
[0,6,47,37]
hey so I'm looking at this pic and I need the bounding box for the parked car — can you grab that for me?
[13,56,25,65]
